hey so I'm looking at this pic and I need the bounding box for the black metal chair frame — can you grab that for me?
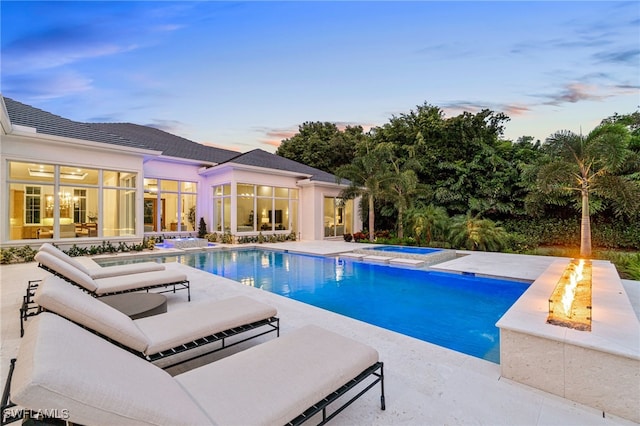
[1,359,19,425]
[137,316,281,368]
[288,361,385,425]
[38,263,191,301]
[18,279,280,369]
[19,280,41,337]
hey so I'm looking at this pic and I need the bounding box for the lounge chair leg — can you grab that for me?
[380,362,386,410]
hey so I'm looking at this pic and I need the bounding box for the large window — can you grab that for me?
[143,178,197,232]
[6,161,134,240]
[212,184,231,232]
[324,197,352,238]
[234,184,298,233]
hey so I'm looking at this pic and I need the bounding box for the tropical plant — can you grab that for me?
[531,123,639,258]
[335,140,395,241]
[373,142,424,239]
[449,214,509,251]
[405,204,449,246]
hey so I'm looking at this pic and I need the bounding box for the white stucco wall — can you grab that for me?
[1,131,152,243]
[297,179,362,241]
[1,126,357,244]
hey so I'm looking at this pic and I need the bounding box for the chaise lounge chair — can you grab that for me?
[3,313,385,426]
[38,243,165,279]
[30,276,279,368]
[33,251,190,300]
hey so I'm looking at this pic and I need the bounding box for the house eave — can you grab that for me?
[296,178,345,189]
[0,96,12,135]
[144,154,218,168]
[200,162,314,179]
[6,128,163,156]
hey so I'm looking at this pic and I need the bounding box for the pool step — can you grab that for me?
[339,253,367,260]
[389,258,425,267]
[362,255,391,264]
[341,253,426,267]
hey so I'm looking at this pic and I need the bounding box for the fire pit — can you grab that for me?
[547,259,592,331]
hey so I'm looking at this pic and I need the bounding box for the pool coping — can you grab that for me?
[3,241,639,425]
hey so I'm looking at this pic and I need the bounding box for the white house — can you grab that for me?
[0,96,362,246]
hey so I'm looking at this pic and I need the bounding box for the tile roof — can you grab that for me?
[226,149,340,183]
[90,123,239,164]
[3,96,343,183]
[3,97,144,149]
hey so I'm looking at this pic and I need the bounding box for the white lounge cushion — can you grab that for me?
[86,262,165,279]
[93,269,187,294]
[39,243,87,272]
[34,276,149,353]
[33,277,278,357]
[35,250,186,295]
[35,251,97,292]
[39,242,165,278]
[12,313,214,426]
[176,324,379,425]
[136,296,278,355]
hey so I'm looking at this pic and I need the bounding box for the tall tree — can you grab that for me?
[275,122,361,173]
[374,142,424,239]
[335,140,394,241]
[532,123,639,258]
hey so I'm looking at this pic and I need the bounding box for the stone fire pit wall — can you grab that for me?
[497,259,640,423]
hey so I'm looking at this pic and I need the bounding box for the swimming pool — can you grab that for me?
[133,248,528,363]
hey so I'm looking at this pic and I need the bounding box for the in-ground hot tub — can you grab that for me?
[352,245,457,265]
[157,238,211,249]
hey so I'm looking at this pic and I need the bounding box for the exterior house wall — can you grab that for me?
[143,159,210,233]
[1,132,147,243]
[298,180,362,240]
[200,166,304,235]
[1,98,356,245]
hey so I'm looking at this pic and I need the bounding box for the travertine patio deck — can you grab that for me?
[2,241,638,425]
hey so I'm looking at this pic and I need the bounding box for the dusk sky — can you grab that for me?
[1,1,638,153]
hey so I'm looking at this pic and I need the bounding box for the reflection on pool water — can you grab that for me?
[151,248,529,363]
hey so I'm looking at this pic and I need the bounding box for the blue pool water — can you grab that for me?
[171,249,528,363]
[370,245,441,255]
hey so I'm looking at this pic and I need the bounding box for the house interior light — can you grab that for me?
[28,168,87,180]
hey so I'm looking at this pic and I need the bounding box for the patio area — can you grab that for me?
[2,241,639,425]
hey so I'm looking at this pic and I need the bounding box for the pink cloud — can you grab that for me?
[543,83,607,106]
[503,104,531,116]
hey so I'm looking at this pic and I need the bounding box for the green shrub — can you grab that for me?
[502,217,640,251]
[596,251,640,280]
[0,247,16,264]
[221,232,234,244]
[205,232,219,243]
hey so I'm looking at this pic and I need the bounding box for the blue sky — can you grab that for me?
[2,1,638,153]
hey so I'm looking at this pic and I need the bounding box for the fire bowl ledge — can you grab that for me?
[497,259,640,423]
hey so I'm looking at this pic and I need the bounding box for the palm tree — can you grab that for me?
[375,142,424,240]
[535,124,637,258]
[449,213,509,251]
[335,141,394,241]
[405,204,449,246]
